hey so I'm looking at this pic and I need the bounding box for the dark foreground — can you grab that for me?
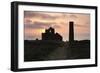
[24,40,90,62]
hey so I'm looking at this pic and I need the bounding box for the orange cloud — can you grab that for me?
[24,11,90,41]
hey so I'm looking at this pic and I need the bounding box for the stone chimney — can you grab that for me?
[69,21,74,43]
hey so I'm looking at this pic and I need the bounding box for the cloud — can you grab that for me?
[25,21,61,29]
[75,24,86,27]
[69,14,78,18]
[24,18,32,24]
[24,11,58,20]
[74,23,90,28]
[24,11,38,18]
[24,11,90,41]
[24,34,39,40]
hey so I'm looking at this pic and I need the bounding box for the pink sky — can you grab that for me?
[24,11,90,41]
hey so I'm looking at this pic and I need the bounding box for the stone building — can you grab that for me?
[42,27,62,41]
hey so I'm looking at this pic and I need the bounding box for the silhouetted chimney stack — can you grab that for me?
[69,21,74,43]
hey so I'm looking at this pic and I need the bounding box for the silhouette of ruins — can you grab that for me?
[24,21,90,61]
[69,21,74,43]
[42,21,75,42]
[42,27,62,41]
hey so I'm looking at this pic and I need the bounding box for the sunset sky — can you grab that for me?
[24,11,90,41]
